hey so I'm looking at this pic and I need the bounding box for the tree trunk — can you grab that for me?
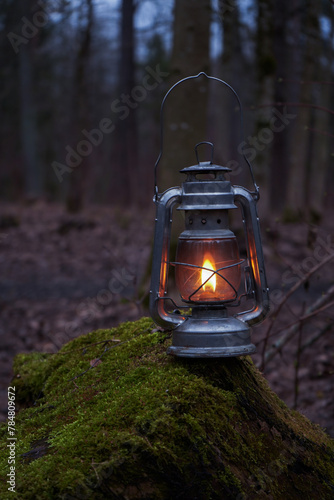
[269,0,291,214]
[3,317,334,499]
[18,0,42,199]
[308,6,334,220]
[66,0,94,213]
[254,0,275,212]
[286,1,321,219]
[217,0,247,185]
[113,0,138,205]
[158,0,211,192]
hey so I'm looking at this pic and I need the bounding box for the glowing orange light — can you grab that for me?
[202,258,216,292]
[175,236,241,303]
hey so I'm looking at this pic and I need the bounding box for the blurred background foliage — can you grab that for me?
[0,0,333,220]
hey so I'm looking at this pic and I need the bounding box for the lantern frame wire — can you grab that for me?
[158,290,254,311]
[169,259,245,303]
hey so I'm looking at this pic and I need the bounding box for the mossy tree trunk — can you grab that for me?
[0,318,333,499]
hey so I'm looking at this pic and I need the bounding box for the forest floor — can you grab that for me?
[0,200,333,437]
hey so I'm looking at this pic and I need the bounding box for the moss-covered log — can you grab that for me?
[0,318,333,499]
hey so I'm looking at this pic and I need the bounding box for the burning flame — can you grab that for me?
[202,258,216,292]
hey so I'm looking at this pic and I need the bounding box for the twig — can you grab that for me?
[263,299,334,343]
[91,460,100,483]
[260,283,334,369]
[293,304,305,410]
[260,252,334,367]
[300,323,333,353]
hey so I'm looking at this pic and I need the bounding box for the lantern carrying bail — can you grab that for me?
[153,71,260,201]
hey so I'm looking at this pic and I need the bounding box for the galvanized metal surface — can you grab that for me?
[233,186,270,325]
[167,312,255,358]
[149,187,185,329]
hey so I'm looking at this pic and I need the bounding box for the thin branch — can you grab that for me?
[260,283,334,369]
[295,299,334,324]
[293,303,305,410]
[300,323,333,353]
[264,299,334,343]
[260,253,334,370]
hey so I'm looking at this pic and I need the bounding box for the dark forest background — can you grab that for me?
[1,0,333,218]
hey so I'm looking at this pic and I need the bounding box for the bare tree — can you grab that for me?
[18,0,42,198]
[159,0,211,191]
[254,0,275,210]
[112,0,138,205]
[308,4,334,219]
[66,0,94,212]
[217,0,249,186]
[286,0,321,218]
[269,0,291,213]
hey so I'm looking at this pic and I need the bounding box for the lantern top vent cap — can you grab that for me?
[180,162,232,174]
[180,141,232,176]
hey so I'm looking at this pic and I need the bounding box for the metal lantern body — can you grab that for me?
[149,74,270,358]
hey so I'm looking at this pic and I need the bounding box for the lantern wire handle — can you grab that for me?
[154,72,260,201]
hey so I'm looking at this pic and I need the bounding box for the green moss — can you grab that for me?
[12,352,56,407]
[0,317,333,499]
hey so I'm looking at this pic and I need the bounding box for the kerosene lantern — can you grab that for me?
[149,73,270,357]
